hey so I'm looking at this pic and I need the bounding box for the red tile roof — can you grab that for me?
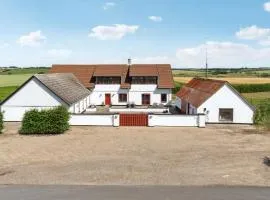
[49,64,174,89]
[176,78,226,107]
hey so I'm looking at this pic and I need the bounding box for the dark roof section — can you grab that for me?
[34,73,90,105]
[176,78,255,110]
[49,64,174,89]
[176,78,228,108]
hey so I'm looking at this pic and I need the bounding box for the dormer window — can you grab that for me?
[95,77,121,84]
[131,76,157,84]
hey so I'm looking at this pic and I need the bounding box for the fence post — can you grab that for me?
[113,113,120,127]
[148,113,154,127]
[198,113,206,128]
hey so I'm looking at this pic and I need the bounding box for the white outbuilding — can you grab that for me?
[0,73,91,121]
[175,78,255,124]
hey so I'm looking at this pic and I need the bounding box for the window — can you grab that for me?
[118,93,127,103]
[131,76,157,84]
[96,77,121,84]
[161,94,167,103]
[219,109,233,122]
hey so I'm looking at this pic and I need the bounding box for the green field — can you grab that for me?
[0,86,19,101]
[0,74,33,87]
[0,67,49,75]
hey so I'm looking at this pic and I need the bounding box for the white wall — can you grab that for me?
[3,78,64,107]
[90,84,171,106]
[197,84,254,124]
[148,114,205,127]
[69,114,117,126]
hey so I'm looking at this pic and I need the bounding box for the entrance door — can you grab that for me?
[105,94,111,105]
[142,94,150,105]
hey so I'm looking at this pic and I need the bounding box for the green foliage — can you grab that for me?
[232,83,270,93]
[0,86,19,101]
[0,112,3,134]
[19,106,70,135]
[254,102,270,130]
[173,82,184,94]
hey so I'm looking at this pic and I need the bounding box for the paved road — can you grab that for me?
[0,185,270,200]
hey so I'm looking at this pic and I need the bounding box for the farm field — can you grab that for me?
[0,74,33,87]
[174,77,270,84]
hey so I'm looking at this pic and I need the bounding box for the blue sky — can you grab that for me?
[1,0,270,68]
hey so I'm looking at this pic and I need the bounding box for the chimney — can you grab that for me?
[128,58,132,66]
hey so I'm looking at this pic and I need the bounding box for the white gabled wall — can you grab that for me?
[3,78,64,107]
[90,84,172,105]
[1,78,91,121]
[1,78,66,121]
[197,84,254,124]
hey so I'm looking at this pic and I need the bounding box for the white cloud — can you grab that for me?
[17,30,46,47]
[89,24,139,40]
[259,37,270,46]
[0,43,10,49]
[103,2,115,10]
[264,2,270,12]
[176,41,270,68]
[133,56,170,64]
[236,25,270,40]
[148,16,163,22]
[47,49,72,58]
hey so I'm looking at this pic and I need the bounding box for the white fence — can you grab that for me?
[148,114,205,127]
[69,114,119,126]
[109,107,168,113]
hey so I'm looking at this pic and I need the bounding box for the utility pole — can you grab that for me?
[205,46,208,79]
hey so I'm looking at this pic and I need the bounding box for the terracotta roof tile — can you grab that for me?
[49,64,174,89]
[176,78,226,107]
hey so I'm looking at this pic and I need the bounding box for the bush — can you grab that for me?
[19,106,70,135]
[254,102,270,130]
[0,112,3,134]
[173,82,184,94]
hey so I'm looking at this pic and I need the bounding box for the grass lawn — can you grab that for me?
[0,74,32,87]
[0,86,18,101]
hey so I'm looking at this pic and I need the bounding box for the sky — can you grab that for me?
[1,0,270,68]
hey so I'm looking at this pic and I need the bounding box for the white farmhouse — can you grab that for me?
[0,73,91,121]
[175,78,255,124]
[50,63,174,106]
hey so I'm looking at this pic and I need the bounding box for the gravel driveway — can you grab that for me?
[0,122,269,185]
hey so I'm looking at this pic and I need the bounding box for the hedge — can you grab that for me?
[19,106,70,135]
[254,102,270,130]
[0,112,3,134]
[232,83,270,93]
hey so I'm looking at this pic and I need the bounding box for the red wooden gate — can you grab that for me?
[120,113,148,126]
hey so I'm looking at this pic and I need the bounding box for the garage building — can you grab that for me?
[0,73,91,121]
[175,78,255,124]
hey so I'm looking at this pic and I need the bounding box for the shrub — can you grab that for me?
[254,102,270,131]
[173,82,184,94]
[0,112,3,134]
[19,106,70,135]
